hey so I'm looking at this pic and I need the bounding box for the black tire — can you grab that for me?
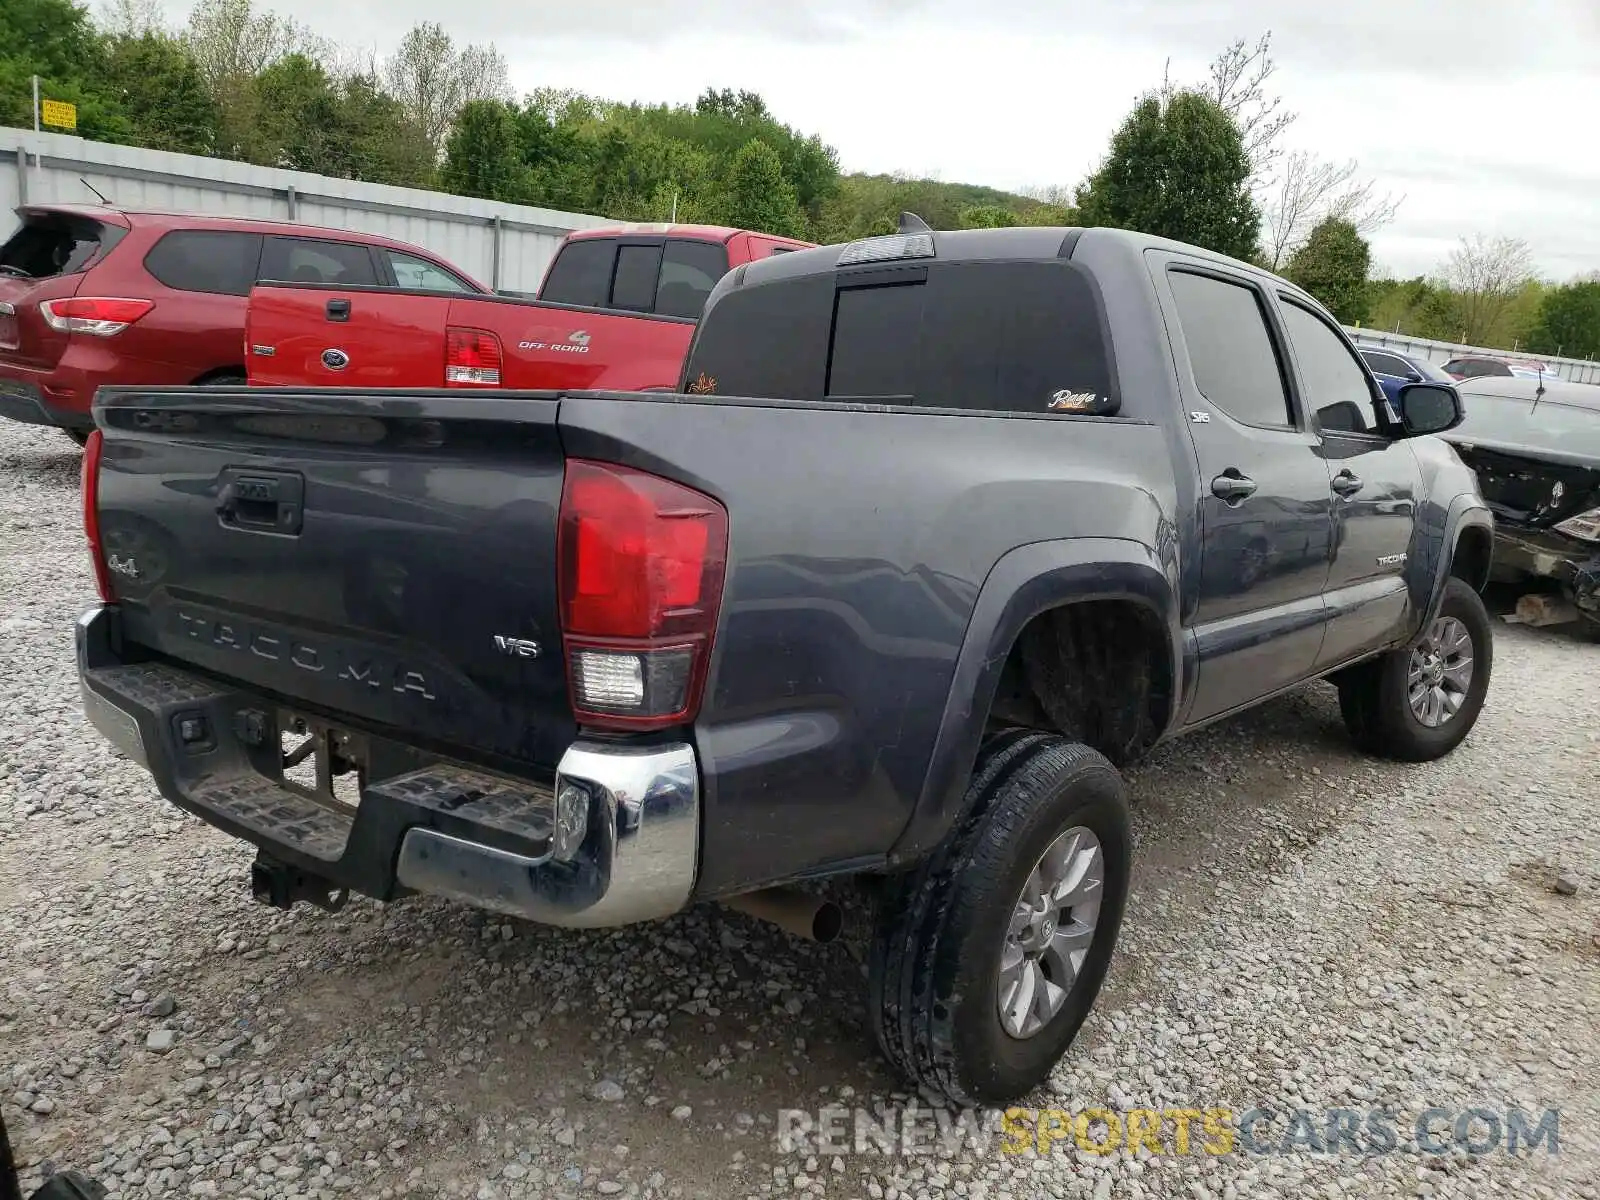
[868,730,1132,1106]
[63,427,90,447]
[1337,577,1493,761]
[201,373,246,387]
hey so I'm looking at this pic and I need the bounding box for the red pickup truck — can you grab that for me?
[246,224,813,392]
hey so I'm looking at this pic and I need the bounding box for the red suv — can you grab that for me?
[0,205,488,444]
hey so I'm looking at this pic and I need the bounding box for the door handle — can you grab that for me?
[1331,471,1364,497]
[216,469,305,535]
[325,298,350,322]
[1211,470,1258,504]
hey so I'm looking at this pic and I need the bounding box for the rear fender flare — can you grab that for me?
[887,537,1181,865]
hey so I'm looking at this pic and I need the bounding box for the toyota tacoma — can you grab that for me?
[75,220,1494,1105]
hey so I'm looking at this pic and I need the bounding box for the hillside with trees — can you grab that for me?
[2,1,1594,357]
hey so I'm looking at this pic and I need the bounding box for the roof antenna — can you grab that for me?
[80,177,111,205]
[898,211,933,234]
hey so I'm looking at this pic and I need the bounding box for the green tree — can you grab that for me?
[1366,276,1463,341]
[337,76,435,188]
[1525,280,1600,360]
[1018,202,1078,227]
[441,98,526,202]
[0,0,131,141]
[249,53,343,170]
[1284,217,1371,324]
[99,31,219,154]
[959,204,1018,228]
[1077,90,1260,260]
[717,138,803,237]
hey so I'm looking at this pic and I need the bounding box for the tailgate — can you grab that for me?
[247,283,448,387]
[93,387,576,768]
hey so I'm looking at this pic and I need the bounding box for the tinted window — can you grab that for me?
[828,282,925,398]
[144,230,263,295]
[1280,301,1379,434]
[0,215,109,278]
[261,237,378,286]
[1450,358,1509,379]
[385,250,473,293]
[1360,350,1411,378]
[656,240,729,319]
[681,274,834,398]
[611,244,663,311]
[540,239,616,308]
[1168,271,1293,428]
[686,259,1117,414]
[915,260,1117,413]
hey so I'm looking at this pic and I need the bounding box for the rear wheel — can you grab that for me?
[1337,577,1493,761]
[868,731,1131,1106]
[200,372,246,387]
[62,428,90,447]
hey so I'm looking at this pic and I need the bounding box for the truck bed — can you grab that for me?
[246,284,697,392]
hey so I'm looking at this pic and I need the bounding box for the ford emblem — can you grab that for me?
[321,348,350,370]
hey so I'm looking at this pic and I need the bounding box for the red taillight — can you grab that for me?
[445,326,502,386]
[41,297,154,336]
[81,429,114,602]
[557,460,728,730]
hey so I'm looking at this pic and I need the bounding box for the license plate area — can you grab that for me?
[0,309,18,350]
[278,709,367,812]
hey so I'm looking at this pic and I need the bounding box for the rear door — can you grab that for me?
[1151,256,1335,722]
[130,228,262,376]
[94,388,576,766]
[1277,297,1421,667]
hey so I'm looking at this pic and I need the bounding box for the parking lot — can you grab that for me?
[2,420,1597,1200]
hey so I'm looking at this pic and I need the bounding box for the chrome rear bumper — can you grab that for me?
[77,605,700,928]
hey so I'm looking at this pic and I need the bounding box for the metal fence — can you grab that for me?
[1344,327,1600,386]
[1,127,614,293]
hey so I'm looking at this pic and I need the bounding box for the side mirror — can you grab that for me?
[1395,382,1462,437]
[1405,371,1422,383]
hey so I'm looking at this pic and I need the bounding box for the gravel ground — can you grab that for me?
[3,419,1597,1200]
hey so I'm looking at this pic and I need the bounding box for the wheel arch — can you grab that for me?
[1408,496,1494,648]
[1450,521,1493,593]
[887,537,1181,865]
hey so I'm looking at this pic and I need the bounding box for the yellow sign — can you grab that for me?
[40,99,76,131]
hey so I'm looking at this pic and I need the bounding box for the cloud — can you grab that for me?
[145,0,1598,280]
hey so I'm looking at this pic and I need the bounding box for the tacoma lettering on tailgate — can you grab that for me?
[173,609,437,700]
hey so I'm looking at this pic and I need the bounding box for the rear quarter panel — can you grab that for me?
[556,392,1179,896]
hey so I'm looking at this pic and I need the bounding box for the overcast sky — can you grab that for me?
[155,0,1600,281]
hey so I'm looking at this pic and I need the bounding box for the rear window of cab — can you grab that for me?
[682,258,1117,415]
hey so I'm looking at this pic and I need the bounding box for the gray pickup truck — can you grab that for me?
[75,221,1493,1106]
